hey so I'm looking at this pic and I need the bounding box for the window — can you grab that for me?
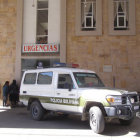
[73,73,104,88]
[114,0,129,30]
[37,72,53,84]
[23,0,61,45]
[24,73,37,84]
[81,0,96,31]
[58,74,74,89]
[76,0,102,36]
[109,0,136,35]
[36,0,48,44]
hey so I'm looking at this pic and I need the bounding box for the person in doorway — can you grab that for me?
[9,80,19,107]
[3,81,10,107]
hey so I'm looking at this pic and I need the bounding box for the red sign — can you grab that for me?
[23,44,59,53]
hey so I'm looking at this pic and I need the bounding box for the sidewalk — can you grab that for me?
[0,99,10,108]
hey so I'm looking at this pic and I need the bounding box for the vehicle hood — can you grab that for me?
[78,87,129,96]
[78,87,137,106]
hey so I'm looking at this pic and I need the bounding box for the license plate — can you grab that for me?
[134,106,139,110]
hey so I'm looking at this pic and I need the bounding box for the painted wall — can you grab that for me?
[23,0,36,44]
[48,0,60,44]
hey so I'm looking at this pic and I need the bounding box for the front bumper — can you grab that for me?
[105,104,140,120]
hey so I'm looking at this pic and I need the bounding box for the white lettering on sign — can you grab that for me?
[50,98,79,105]
[50,98,63,104]
[23,44,59,53]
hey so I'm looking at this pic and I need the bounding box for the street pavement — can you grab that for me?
[0,106,140,140]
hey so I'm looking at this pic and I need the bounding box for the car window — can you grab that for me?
[24,73,37,84]
[37,72,53,85]
[58,74,74,89]
[74,72,104,88]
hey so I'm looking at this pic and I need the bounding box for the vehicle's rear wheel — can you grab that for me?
[119,118,134,125]
[30,101,45,121]
[89,106,105,134]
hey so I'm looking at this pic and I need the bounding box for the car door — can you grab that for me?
[20,72,37,96]
[54,73,78,112]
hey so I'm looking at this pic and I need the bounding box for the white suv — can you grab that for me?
[20,64,140,134]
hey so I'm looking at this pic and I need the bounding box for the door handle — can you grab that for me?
[23,91,27,94]
[57,93,61,95]
[69,94,75,96]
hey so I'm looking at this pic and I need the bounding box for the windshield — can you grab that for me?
[73,72,104,88]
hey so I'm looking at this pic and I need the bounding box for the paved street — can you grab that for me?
[0,106,140,140]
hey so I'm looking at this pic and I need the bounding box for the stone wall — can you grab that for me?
[0,0,17,98]
[66,0,140,92]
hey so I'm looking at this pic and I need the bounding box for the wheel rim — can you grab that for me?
[91,113,97,126]
[32,105,39,117]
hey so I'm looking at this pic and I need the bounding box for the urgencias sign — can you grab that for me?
[23,44,59,53]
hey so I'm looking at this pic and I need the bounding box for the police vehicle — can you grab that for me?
[20,63,140,134]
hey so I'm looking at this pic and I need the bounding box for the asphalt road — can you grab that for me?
[0,106,140,140]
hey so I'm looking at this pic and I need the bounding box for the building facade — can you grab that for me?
[66,0,140,91]
[0,0,140,98]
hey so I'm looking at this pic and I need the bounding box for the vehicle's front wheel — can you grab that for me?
[30,101,45,121]
[89,106,105,134]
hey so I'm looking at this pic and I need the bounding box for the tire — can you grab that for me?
[30,101,45,121]
[119,118,134,126]
[89,106,105,134]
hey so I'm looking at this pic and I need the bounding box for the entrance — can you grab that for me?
[21,58,60,73]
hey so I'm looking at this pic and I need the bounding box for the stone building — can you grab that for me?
[0,0,140,98]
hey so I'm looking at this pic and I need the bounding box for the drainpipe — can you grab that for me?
[113,76,116,88]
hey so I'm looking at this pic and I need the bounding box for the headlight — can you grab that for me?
[106,95,122,105]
